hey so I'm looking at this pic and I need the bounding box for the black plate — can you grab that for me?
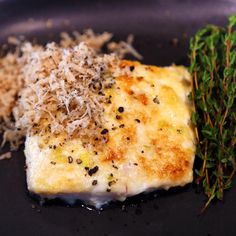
[0,0,236,235]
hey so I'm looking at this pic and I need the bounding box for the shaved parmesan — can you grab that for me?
[0,29,140,151]
[0,152,11,160]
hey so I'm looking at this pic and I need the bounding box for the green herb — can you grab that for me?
[189,16,236,212]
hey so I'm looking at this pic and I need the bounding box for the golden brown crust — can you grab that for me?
[26,62,195,200]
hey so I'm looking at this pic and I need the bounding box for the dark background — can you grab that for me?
[0,0,236,235]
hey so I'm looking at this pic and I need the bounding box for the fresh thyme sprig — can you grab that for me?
[189,16,236,211]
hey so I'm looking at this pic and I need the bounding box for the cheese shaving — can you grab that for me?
[0,53,23,119]
[108,35,143,60]
[0,152,12,160]
[14,42,120,143]
[0,29,140,151]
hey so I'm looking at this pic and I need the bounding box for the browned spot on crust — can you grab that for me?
[139,147,190,180]
[137,76,144,81]
[117,75,134,83]
[137,94,148,105]
[122,126,137,144]
[139,138,191,181]
[120,60,140,68]
[137,112,149,124]
[102,125,137,163]
[103,148,124,162]
[125,89,134,95]
[145,66,155,72]
[151,139,157,145]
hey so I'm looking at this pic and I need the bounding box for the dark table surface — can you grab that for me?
[0,0,235,235]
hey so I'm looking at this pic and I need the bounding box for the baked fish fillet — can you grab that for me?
[25,61,196,208]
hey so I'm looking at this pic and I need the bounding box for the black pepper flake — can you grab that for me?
[76,159,82,165]
[116,115,121,120]
[177,129,182,134]
[106,188,111,192]
[94,151,98,155]
[126,137,130,140]
[118,107,124,113]
[91,81,102,91]
[111,127,117,131]
[110,173,113,177]
[112,164,118,169]
[92,180,98,186]
[49,145,53,149]
[153,96,160,104]
[130,65,135,71]
[88,166,99,176]
[135,119,140,123]
[85,167,89,171]
[141,150,144,154]
[119,124,125,128]
[50,161,56,165]
[98,91,105,96]
[134,163,138,166]
[68,156,73,164]
[53,145,57,150]
[101,128,109,135]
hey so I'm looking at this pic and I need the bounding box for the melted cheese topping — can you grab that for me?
[25,61,196,208]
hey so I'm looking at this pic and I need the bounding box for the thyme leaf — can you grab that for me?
[189,15,236,211]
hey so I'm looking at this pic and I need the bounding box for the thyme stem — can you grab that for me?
[190,16,236,211]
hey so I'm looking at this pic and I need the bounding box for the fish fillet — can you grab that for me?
[25,61,196,208]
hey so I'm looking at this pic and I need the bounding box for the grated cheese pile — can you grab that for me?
[0,29,141,152]
[14,42,119,143]
[0,52,25,149]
